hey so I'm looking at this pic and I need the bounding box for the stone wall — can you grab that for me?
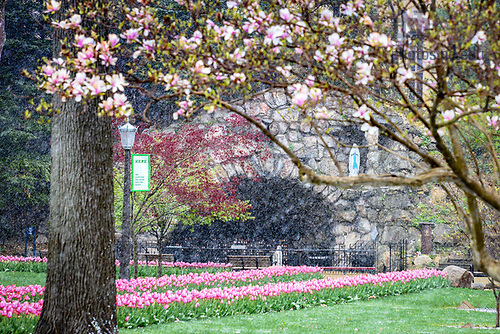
[166,90,442,264]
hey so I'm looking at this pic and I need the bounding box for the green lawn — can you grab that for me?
[120,288,498,334]
[0,271,45,286]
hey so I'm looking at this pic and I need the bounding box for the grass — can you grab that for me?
[0,272,45,286]
[120,288,498,334]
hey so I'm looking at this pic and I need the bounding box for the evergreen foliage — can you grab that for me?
[0,0,51,239]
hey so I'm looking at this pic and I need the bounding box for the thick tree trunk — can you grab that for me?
[0,0,7,62]
[34,102,117,334]
[33,0,117,331]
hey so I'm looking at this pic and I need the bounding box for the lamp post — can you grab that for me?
[118,122,137,280]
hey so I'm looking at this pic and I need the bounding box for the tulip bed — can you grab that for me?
[0,267,449,333]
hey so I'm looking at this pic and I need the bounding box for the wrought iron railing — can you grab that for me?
[136,240,378,274]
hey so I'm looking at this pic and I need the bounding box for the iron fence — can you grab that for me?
[137,240,378,274]
[384,240,408,272]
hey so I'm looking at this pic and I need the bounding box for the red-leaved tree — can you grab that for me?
[113,116,269,277]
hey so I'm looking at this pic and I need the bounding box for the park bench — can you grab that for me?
[227,255,272,270]
[138,247,174,263]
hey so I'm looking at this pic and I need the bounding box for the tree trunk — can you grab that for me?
[34,102,117,333]
[132,232,138,279]
[157,240,163,279]
[33,0,117,331]
[0,0,7,62]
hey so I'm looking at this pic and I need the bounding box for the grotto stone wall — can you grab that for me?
[167,90,432,262]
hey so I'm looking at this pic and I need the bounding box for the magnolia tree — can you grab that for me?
[32,0,500,317]
[113,120,268,278]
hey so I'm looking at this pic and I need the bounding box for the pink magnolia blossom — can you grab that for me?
[341,2,357,16]
[356,62,374,85]
[320,8,334,26]
[99,97,115,112]
[264,26,285,45]
[121,28,141,43]
[230,72,246,84]
[367,32,390,48]
[442,110,455,122]
[242,21,258,34]
[232,48,246,64]
[72,73,86,86]
[471,30,486,45]
[341,49,354,67]
[354,0,365,8]
[48,69,70,86]
[492,95,500,109]
[86,76,107,96]
[42,65,55,77]
[487,115,499,130]
[44,0,61,13]
[360,15,373,26]
[222,26,239,41]
[276,65,292,78]
[361,123,379,135]
[68,14,82,28]
[353,104,370,121]
[99,53,117,66]
[193,60,211,74]
[71,84,85,102]
[315,107,331,119]
[305,75,315,87]
[328,33,344,47]
[279,8,294,22]
[206,19,215,29]
[106,74,127,92]
[143,40,156,52]
[190,31,203,45]
[77,48,96,65]
[52,20,71,29]
[113,93,128,108]
[108,34,120,47]
[309,87,322,102]
[397,67,414,83]
[227,0,238,8]
[74,35,95,48]
[313,50,324,62]
[291,84,309,107]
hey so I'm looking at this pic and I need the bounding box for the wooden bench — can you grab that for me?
[227,255,272,270]
[138,252,174,263]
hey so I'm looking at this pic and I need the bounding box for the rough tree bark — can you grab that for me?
[33,0,118,332]
[34,101,118,334]
[0,0,7,62]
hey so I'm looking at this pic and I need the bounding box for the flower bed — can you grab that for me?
[116,266,324,293]
[0,268,449,333]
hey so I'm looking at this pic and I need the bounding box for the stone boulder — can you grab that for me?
[443,265,473,288]
[471,283,484,290]
[414,255,433,268]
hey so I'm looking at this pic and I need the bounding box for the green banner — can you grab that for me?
[131,154,150,192]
